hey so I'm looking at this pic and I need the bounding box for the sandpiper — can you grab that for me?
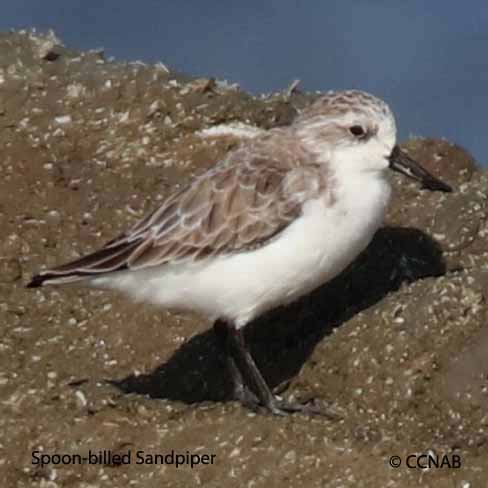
[28,90,452,415]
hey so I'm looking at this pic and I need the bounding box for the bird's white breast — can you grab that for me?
[103,168,391,328]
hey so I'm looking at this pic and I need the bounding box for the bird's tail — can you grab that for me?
[27,239,142,288]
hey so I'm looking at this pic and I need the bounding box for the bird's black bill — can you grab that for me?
[388,145,452,192]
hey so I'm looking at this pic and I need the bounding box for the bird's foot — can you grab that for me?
[233,384,261,410]
[232,382,340,418]
[265,396,342,419]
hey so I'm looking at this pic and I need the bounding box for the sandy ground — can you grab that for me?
[1,31,488,487]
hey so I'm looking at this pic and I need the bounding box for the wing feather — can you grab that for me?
[28,132,327,286]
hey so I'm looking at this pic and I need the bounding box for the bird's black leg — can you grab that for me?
[213,320,259,409]
[214,319,329,416]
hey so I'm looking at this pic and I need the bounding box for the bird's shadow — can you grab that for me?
[109,226,446,404]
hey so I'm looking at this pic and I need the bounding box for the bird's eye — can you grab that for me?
[349,125,366,138]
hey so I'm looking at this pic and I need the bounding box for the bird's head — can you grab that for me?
[294,90,451,192]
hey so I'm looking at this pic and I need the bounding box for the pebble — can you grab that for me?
[0,258,22,282]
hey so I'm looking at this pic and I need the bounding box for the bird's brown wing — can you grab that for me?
[28,142,326,286]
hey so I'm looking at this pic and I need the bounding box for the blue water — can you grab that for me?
[3,1,487,164]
